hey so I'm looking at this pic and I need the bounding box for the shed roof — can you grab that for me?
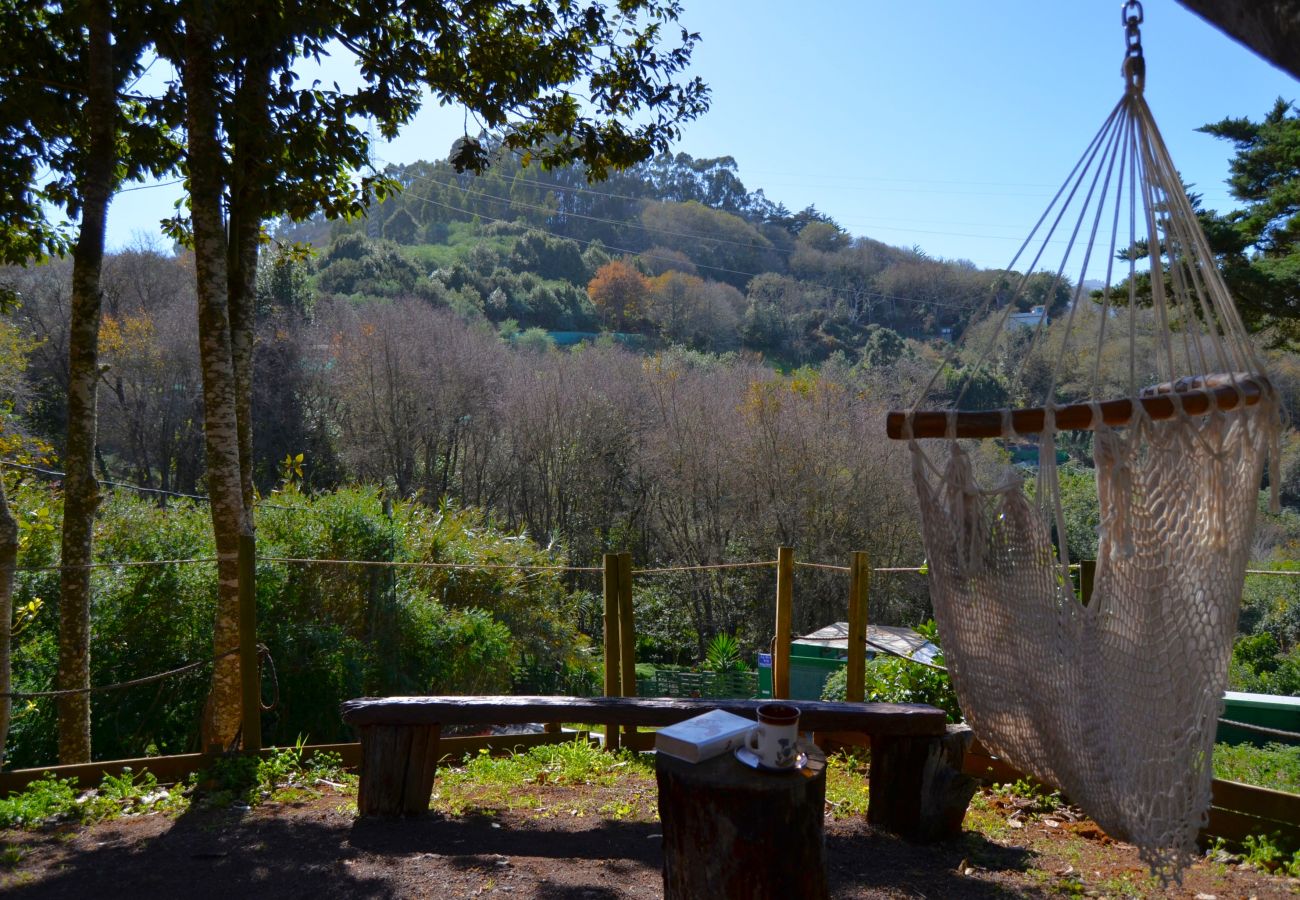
[794,622,942,665]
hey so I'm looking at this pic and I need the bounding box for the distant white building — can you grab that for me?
[1008,305,1048,330]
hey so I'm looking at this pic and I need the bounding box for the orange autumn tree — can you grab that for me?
[587,260,648,332]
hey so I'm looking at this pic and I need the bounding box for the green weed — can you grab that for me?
[0,774,79,828]
[992,778,1063,814]
[0,768,181,829]
[191,738,356,808]
[1241,832,1300,876]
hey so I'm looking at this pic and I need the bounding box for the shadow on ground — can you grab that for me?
[3,802,1053,899]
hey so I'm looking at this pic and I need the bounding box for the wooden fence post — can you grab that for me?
[602,553,622,751]
[773,547,793,700]
[617,552,637,743]
[846,551,870,704]
[238,531,261,753]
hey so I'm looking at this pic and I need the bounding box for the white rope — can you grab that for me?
[897,20,1279,882]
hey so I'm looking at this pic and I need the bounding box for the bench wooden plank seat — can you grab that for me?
[340,694,975,841]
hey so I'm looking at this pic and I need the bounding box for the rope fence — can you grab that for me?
[794,561,850,573]
[260,555,603,573]
[11,552,1300,579]
[0,644,266,700]
[634,560,776,575]
[15,557,221,574]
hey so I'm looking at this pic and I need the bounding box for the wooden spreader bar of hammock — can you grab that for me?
[886,374,1267,440]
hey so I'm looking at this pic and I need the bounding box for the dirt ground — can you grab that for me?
[1,780,1296,899]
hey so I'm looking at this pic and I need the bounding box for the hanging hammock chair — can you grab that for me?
[888,3,1281,880]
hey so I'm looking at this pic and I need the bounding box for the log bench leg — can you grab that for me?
[868,723,976,842]
[357,723,441,816]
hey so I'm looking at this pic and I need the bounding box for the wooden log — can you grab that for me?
[869,724,977,842]
[1211,777,1300,826]
[773,546,793,699]
[340,695,948,735]
[357,723,441,816]
[886,373,1266,440]
[656,741,828,900]
[1203,805,1300,849]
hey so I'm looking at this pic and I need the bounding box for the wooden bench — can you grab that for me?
[340,694,977,841]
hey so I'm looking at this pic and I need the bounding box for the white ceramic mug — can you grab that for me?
[747,702,801,769]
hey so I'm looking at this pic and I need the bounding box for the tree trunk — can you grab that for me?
[0,474,18,766]
[183,5,249,750]
[57,0,116,765]
[226,53,270,515]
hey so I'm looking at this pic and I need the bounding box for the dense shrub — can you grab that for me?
[4,482,586,767]
[821,623,962,723]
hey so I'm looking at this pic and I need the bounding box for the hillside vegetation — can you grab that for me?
[2,110,1299,765]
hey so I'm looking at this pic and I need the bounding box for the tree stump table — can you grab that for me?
[656,741,828,900]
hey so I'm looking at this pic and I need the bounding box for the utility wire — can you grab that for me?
[400,188,983,314]
[379,155,1084,249]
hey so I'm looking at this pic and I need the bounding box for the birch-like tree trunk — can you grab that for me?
[0,473,18,766]
[183,5,248,749]
[57,0,115,764]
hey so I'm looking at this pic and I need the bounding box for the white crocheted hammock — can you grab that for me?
[889,5,1281,880]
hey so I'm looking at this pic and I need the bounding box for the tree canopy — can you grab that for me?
[1197,98,1300,343]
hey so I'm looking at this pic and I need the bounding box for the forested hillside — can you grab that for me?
[279,149,1074,359]
[2,102,1298,766]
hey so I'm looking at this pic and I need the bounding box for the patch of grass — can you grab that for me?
[0,844,25,868]
[964,791,1013,841]
[434,738,655,817]
[1213,741,1300,794]
[1092,870,1151,898]
[441,738,649,792]
[824,750,871,819]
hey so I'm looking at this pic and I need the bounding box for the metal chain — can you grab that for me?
[1122,0,1145,93]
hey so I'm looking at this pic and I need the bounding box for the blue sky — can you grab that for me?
[107,1,1298,271]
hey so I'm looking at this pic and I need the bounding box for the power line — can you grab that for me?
[399,187,985,314]
[384,158,1081,251]
[117,178,184,195]
[418,173,785,256]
